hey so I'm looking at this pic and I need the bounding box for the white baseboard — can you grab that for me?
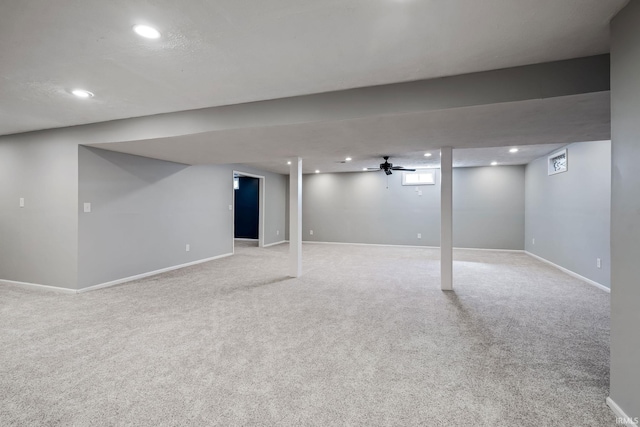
[2,253,234,295]
[607,397,638,426]
[303,240,524,252]
[303,240,437,249]
[454,247,524,253]
[525,251,610,293]
[263,240,286,247]
[77,253,233,293]
[0,279,76,294]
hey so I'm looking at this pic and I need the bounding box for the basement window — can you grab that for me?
[402,170,436,186]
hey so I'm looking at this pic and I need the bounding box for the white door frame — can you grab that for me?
[232,170,266,249]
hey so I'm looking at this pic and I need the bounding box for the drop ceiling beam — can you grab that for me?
[72,55,611,146]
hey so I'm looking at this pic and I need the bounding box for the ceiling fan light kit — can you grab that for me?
[366,156,416,175]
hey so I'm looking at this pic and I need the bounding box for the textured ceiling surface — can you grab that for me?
[0,0,627,136]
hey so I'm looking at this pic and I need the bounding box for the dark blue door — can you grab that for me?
[234,177,259,239]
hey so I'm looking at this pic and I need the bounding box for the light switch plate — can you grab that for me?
[83,202,91,213]
[19,198,25,208]
[229,205,233,211]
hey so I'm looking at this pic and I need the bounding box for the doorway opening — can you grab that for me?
[233,171,265,251]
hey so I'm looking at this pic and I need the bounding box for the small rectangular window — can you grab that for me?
[402,170,436,186]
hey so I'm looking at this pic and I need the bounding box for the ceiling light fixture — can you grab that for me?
[287,161,291,165]
[491,161,498,166]
[315,170,320,174]
[345,157,352,162]
[362,168,367,171]
[71,89,94,98]
[424,153,432,157]
[133,24,161,39]
[509,148,519,153]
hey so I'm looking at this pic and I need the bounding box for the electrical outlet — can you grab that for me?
[228,205,233,211]
[277,230,280,236]
[532,238,535,245]
[417,233,422,239]
[19,198,24,208]
[310,230,314,235]
[597,258,601,269]
[186,244,190,252]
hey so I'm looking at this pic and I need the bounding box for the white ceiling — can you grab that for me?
[0,0,627,136]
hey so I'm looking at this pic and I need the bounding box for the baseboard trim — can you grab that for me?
[0,279,77,294]
[303,240,438,249]
[77,253,234,293]
[525,251,610,293]
[302,240,524,252]
[263,240,286,247]
[607,397,638,426]
[455,247,524,253]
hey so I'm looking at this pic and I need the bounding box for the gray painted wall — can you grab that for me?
[610,2,640,419]
[78,148,287,289]
[453,166,525,250]
[302,166,524,250]
[525,140,611,288]
[0,135,78,289]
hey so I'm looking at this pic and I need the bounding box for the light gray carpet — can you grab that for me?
[1,243,614,426]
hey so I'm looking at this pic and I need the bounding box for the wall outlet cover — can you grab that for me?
[186,244,190,252]
[310,230,314,235]
[19,198,25,208]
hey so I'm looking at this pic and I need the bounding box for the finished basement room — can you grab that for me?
[1,1,639,426]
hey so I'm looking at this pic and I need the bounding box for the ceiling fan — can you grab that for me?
[366,156,416,175]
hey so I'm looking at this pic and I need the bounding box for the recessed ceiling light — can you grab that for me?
[362,168,367,171]
[491,161,498,166]
[424,153,432,157]
[345,157,352,162]
[315,170,320,173]
[71,89,94,98]
[287,161,291,165]
[509,148,519,153]
[133,24,161,39]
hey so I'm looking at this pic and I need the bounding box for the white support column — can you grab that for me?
[440,147,453,291]
[289,158,302,277]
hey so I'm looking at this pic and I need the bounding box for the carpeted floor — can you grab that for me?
[0,243,614,426]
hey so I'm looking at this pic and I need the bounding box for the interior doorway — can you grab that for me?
[233,171,265,251]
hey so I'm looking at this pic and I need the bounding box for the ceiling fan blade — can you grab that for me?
[391,167,416,171]
[365,167,380,170]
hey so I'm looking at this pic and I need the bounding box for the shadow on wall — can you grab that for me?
[80,146,189,183]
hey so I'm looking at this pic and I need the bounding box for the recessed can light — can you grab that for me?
[287,161,291,165]
[491,161,498,166]
[315,170,320,173]
[345,157,352,162]
[133,24,161,39]
[424,153,432,157]
[362,168,367,171]
[71,89,94,98]
[509,148,519,153]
